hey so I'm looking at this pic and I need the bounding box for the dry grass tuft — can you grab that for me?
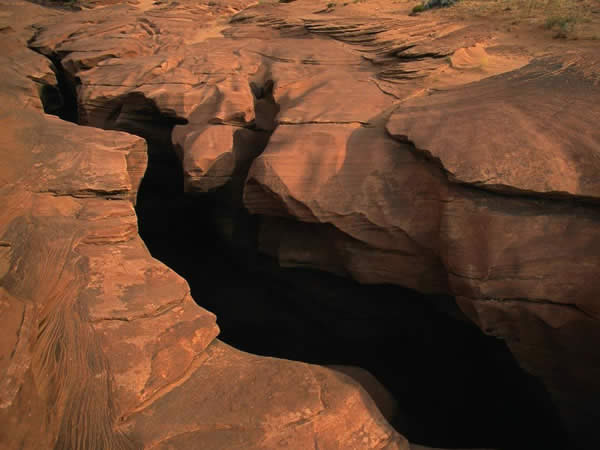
[425,0,600,40]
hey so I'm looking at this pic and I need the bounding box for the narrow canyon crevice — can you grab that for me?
[118,103,569,450]
[34,50,79,123]
[135,151,568,450]
[31,51,570,449]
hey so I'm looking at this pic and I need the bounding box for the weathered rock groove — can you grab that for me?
[31,44,571,450]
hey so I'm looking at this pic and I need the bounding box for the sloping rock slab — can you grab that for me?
[386,55,600,199]
[124,340,408,450]
[244,122,450,294]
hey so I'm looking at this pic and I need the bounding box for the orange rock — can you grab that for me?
[0,2,406,449]
[4,0,600,448]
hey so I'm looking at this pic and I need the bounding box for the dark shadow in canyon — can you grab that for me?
[36,53,79,123]
[129,110,568,450]
[36,75,569,448]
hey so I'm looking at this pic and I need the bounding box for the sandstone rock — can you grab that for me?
[239,11,600,448]
[386,55,600,199]
[327,365,400,426]
[0,3,61,114]
[125,340,409,449]
[8,0,600,448]
[245,122,450,293]
[0,2,406,449]
[0,100,219,448]
[245,61,600,445]
[175,124,238,192]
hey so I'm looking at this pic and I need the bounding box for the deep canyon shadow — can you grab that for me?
[133,121,568,450]
[39,78,568,449]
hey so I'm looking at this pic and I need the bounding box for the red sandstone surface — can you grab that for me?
[1,0,599,449]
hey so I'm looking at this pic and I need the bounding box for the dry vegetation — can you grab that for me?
[265,0,600,39]
[45,0,600,38]
[411,0,600,39]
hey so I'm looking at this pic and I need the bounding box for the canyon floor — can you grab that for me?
[0,0,599,449]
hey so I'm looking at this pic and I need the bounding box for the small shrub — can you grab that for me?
[44,0,79,9]
[412,3,425,13]
[424,0,457,8]
[327,1,336,8]
[411,0,457,15]
[544,15,577,39]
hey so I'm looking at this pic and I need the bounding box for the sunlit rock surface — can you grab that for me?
[0,2,407,449]
[2,0,600,448]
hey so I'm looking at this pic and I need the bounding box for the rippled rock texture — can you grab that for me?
[2,0,600,448]
[0,2,407,449]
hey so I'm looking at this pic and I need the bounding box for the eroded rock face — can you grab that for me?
[386,55,600,199]
[0,2,408,449]
[245,122,450,293]
[126,341,405,449]
[238,6,600,450]
[4,0,600,448]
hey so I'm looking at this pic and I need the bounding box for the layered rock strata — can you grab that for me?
[0,2,407,449]
[2,0,600,448]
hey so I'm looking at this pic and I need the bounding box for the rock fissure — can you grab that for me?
[119,349,215,424]
[28,40,79,123]
[7,2,600,449]
[390,135,600,206]
[37,188,131,199]
[470,296,600,321]
[143,423,250,450]
[62,72,569,448]
[89,294,187,323]
[278,120,370,126]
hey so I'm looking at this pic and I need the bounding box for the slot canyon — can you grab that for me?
[1,1,599,449]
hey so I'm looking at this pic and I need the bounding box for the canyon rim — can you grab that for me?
[1,0,599,449]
